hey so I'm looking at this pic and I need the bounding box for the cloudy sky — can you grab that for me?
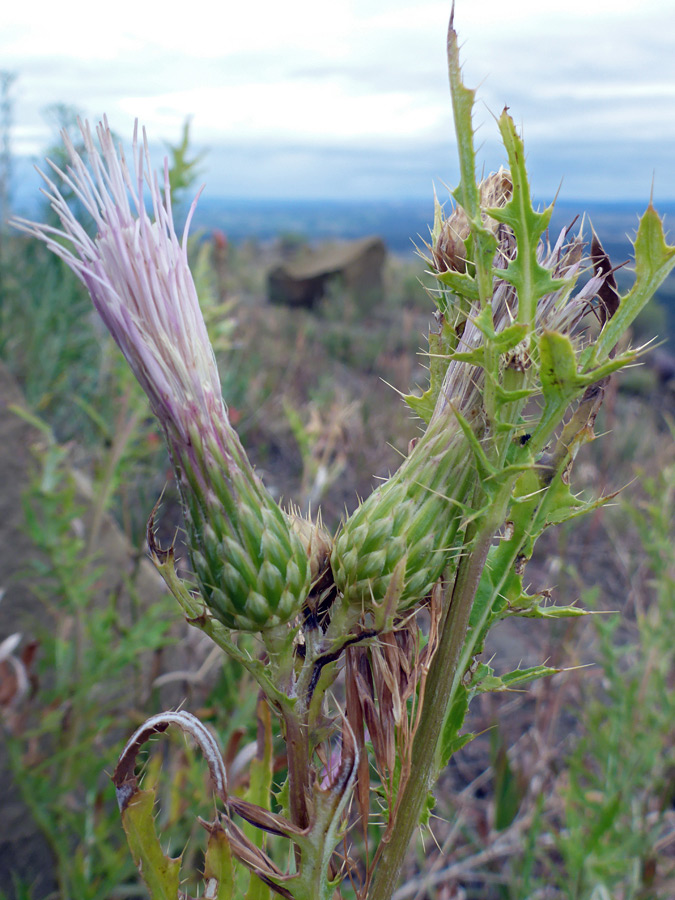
[2,0,675,203]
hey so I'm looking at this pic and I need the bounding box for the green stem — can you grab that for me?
[366,516,495,900]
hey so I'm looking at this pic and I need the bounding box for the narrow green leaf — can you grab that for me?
[120,790,181,900]
[436,268,480,301]
[202,822,235,900]
[450,405,496,480]
[586,793,623,853]
[447,24,478,218]
[438,685,472,768]
[539,330,584,405]
[491,734,523,831]
[590,204,675,364]
[402,329,453,422]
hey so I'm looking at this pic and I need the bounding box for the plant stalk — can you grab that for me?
[282,703,312,834]
[366,516,496,900]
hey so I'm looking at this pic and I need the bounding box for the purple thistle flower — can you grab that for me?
[13,117,223,447]
[13,119,310,633]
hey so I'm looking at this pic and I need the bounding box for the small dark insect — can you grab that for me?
[519,433,531,446]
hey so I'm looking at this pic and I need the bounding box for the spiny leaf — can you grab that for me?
[469,661,560,693]
[447,19,498,292]
[436,267,480,302]
[543,480,618,528]
[489,109,567,325]
[402,326,454,422]
[438,684,475,768]
[120,789,181,900]
[419,792,438,828]
[447,22,478,218]
[202,821,235,900]
[510,597,589,619]
[539,330,584,405]
[588,204,675,365]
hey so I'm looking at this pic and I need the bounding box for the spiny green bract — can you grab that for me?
[332,415,474,622]
[177,439,310,633]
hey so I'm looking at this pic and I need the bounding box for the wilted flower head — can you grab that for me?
[426,172,606,424]
[430,168,513,274]
[13,120,310,633]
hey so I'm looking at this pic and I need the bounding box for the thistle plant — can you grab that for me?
[12,12,675,900]
[14,119,310,640]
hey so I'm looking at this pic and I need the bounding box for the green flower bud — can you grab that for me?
[332,415,473,621]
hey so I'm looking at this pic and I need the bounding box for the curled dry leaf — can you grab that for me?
[112,710,228,810]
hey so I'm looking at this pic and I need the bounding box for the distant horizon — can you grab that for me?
[12,159,675,215]
[4,1,675,205]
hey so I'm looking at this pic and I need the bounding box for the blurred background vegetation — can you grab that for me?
[0,114,674,900]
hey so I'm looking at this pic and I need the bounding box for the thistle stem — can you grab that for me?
[366,516,495,900]
[282,704,312,835]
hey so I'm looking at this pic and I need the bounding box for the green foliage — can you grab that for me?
[0,241,100,435]
[556,459,675,899]
[165,119,206,209]
[6,436,176,900]
[120,790,182,900]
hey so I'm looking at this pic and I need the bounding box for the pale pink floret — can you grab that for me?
[12,118,225,444]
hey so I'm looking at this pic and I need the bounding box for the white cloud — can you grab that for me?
[3,0,675,198]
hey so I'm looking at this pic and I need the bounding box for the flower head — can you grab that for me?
[13,120,310,633]
[13,117,220,445]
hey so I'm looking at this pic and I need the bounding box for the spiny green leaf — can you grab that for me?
[588,204,675,364]
[493,323,530,353]
[470,307,529,354]
[401,389,435,425]
[402,328,454,422]
[539,330,584,405]
[203,822,235,900]
[438,684,475,768]
[470,663,559,694]
[510,598,589,619]
[543,479,618,528]
[491,106,552,244]
[500,665,560,688]
[489,109,568,325]
[436,268,480,302]
[447,23,478,219]
[486,370,536,403]
[447,19,498,293]
[419,792,437,827]
[120,789,181,900]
